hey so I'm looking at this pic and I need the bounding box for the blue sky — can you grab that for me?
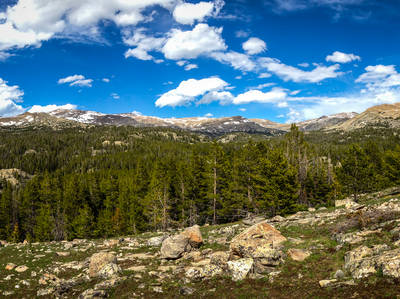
[0,0,400,122]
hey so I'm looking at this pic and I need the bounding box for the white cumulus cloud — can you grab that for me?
[233,87,287,104]
[326,51,361,63]
[0,78,25,117]
[29,104,77,113]
[259,57,343,83]
[210,51,256,72]
[155,77,228,107]
[162,23,227,60]
[242,37,267,55]
[123,28,166,61]
[184,63,199,71]
[173,1,215,25]
[0,0,178,56]
[58,74,93,87]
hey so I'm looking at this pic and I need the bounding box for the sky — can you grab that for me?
[0,0,400,123]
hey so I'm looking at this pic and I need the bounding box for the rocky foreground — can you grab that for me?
[2,189,400,298]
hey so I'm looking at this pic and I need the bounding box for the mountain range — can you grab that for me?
[1,103,400,135]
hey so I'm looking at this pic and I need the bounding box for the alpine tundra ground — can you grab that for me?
[2,188,400,298]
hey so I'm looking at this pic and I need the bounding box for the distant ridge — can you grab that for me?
[15,102,400,134]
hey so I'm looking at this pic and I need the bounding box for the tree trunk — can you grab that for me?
[213,156,217,225]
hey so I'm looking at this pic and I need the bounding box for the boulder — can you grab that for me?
[227,258,254,281]
[287,248,311,262]
[160,225,203,259]
[182,225,203,248]
[89,252,120,278]
[230,221,286,270]
[160,234,191,259]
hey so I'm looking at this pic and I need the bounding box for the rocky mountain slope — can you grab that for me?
[3,102,400,134]
[332,103,400,131]
[2,187,400,298]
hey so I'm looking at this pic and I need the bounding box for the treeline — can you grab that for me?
[1,125,400,242]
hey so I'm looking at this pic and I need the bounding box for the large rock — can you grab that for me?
[89,252,120,278]
[160,234,191,259]
[182,225,203,248]
[230,221,286,270]
[160,225,203,259]
[227,258,254,281]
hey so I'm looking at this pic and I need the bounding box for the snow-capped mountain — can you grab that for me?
[0,107,363,134]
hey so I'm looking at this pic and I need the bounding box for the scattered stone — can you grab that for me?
[15,265,28,273]
[243,216,266,226]
[180,286,194,295]
[103,239,119,247]
[191,259,211,267]
[126,253,155,260]
[64,243,74,250]
[158,265,177,272]
[37,288,55,296]
[201,248,213,256]
[95,277,126,290]
[334,269,345,279]
[227,258,254,281]
[288,237,304,244]
[147,235,166,247]
[269,215,285,222]
[152,286,163,293]
[5,263,16,271]
[126,266,146,272]
[335,198,355,208]
[79,289,107,299]
[287,248,311,262]
[183,251,202,262]
[2,291,15,296]
[56,251,70,257]
[319,279,337,288]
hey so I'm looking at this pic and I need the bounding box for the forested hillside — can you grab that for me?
[1,125,400,242]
